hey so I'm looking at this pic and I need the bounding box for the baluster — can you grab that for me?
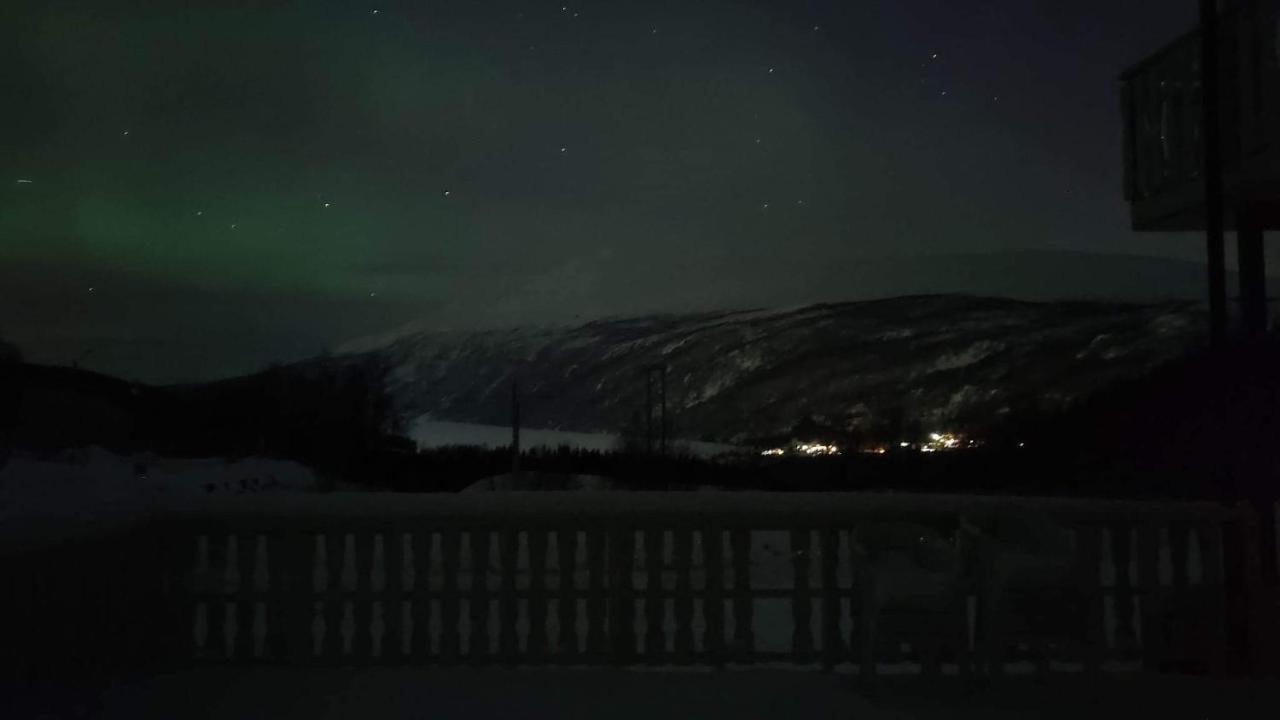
[251,534,268,659]
[1110,523,1137,655]
[439,530,461,663]
[411,531,433,659]
[527,530,549,663]
[673,528,695,663]
[1136,522,1164,672]
[1198,521,1227,675]
[383,530,404,664]
[585,530,608,661]
[224,533,243,661]
[339,535,357,658]
[609,528,636,664]
[498,529,519,664]
[468,529,492,663]
[1079,526,1105,677]
[819,528,841,670]
[730,529,754,662]
[323,532,344,663]
[281,532,311,663]
[355,532,376,661]
[703,526,726,668]
[848,530,870,677]
[557,528,579,662]
[790,529,814,663]
[644,529,666,663]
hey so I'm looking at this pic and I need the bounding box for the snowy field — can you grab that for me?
[409,419,739,458]
[0,447,318,550]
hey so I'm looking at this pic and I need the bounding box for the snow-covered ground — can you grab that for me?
[0,446,318,550]
[410,419,739,458]
[78,667,1280,720]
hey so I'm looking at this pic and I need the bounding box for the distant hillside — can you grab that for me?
[338,295,1205,444]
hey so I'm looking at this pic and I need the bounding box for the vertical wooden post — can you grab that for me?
[498,529,519,664]
[355,531,376,661]
[790,529,814,663]
[410,531,433,660]
[1238,503,1272,675]
[1136,523,1165,672]
[703,527,727,668]
[644,528,666,663]
[585,530,608,661]
[383,530,404,664]
[557,528,580,663]
[730,529,754,662]
[672,528,695,663]
[819,528,842,671]
[1111,523,1137,654]
[323,531,344,663]
[1201,0,1228,344]
[439,530,461,663]
[1199,521,1228,675]
[469,529,492,664]
[527,530,549,663]
[609,528,636,664]
[1081,526,1106,678]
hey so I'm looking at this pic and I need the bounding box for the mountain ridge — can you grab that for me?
[341,294,1205,445]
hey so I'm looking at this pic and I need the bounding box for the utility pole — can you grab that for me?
[1201,0,1227,345]
[643,364,668,456]
[645,369,654,455]
[511,378,521,478]
[659,365,668,456]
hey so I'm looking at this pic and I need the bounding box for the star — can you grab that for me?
[768,67,775,73]
[324,202,331,207]
[754,137,761,144]
[369,292,377,297]
[761,202,770,209]
[931,53,939,59]
[372,9,380,14]
[230,223,237,230]
[88,287,95,293]
[122,130,130,136]
[559,146,567,153]
[651,28,658,34]
[813,25,821,31]
[443,190,451,197]
[196,210,203,216]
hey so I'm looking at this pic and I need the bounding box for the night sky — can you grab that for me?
[3,1,1205,382]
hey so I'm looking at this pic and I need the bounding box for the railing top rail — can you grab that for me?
[152,491,1243,530]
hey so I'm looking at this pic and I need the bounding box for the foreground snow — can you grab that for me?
[0,446,318,550]
[74,667,1277,720]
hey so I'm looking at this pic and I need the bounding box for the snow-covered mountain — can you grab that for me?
[340,296,1204,445]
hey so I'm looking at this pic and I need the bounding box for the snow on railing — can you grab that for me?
[145,492,1257,677]
[3,492,1271,682]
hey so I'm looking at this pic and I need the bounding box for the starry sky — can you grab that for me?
[2,0,1209,382]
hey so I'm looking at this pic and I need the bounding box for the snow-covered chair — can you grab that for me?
[850,519,977,681]
[964,511,1087,675]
